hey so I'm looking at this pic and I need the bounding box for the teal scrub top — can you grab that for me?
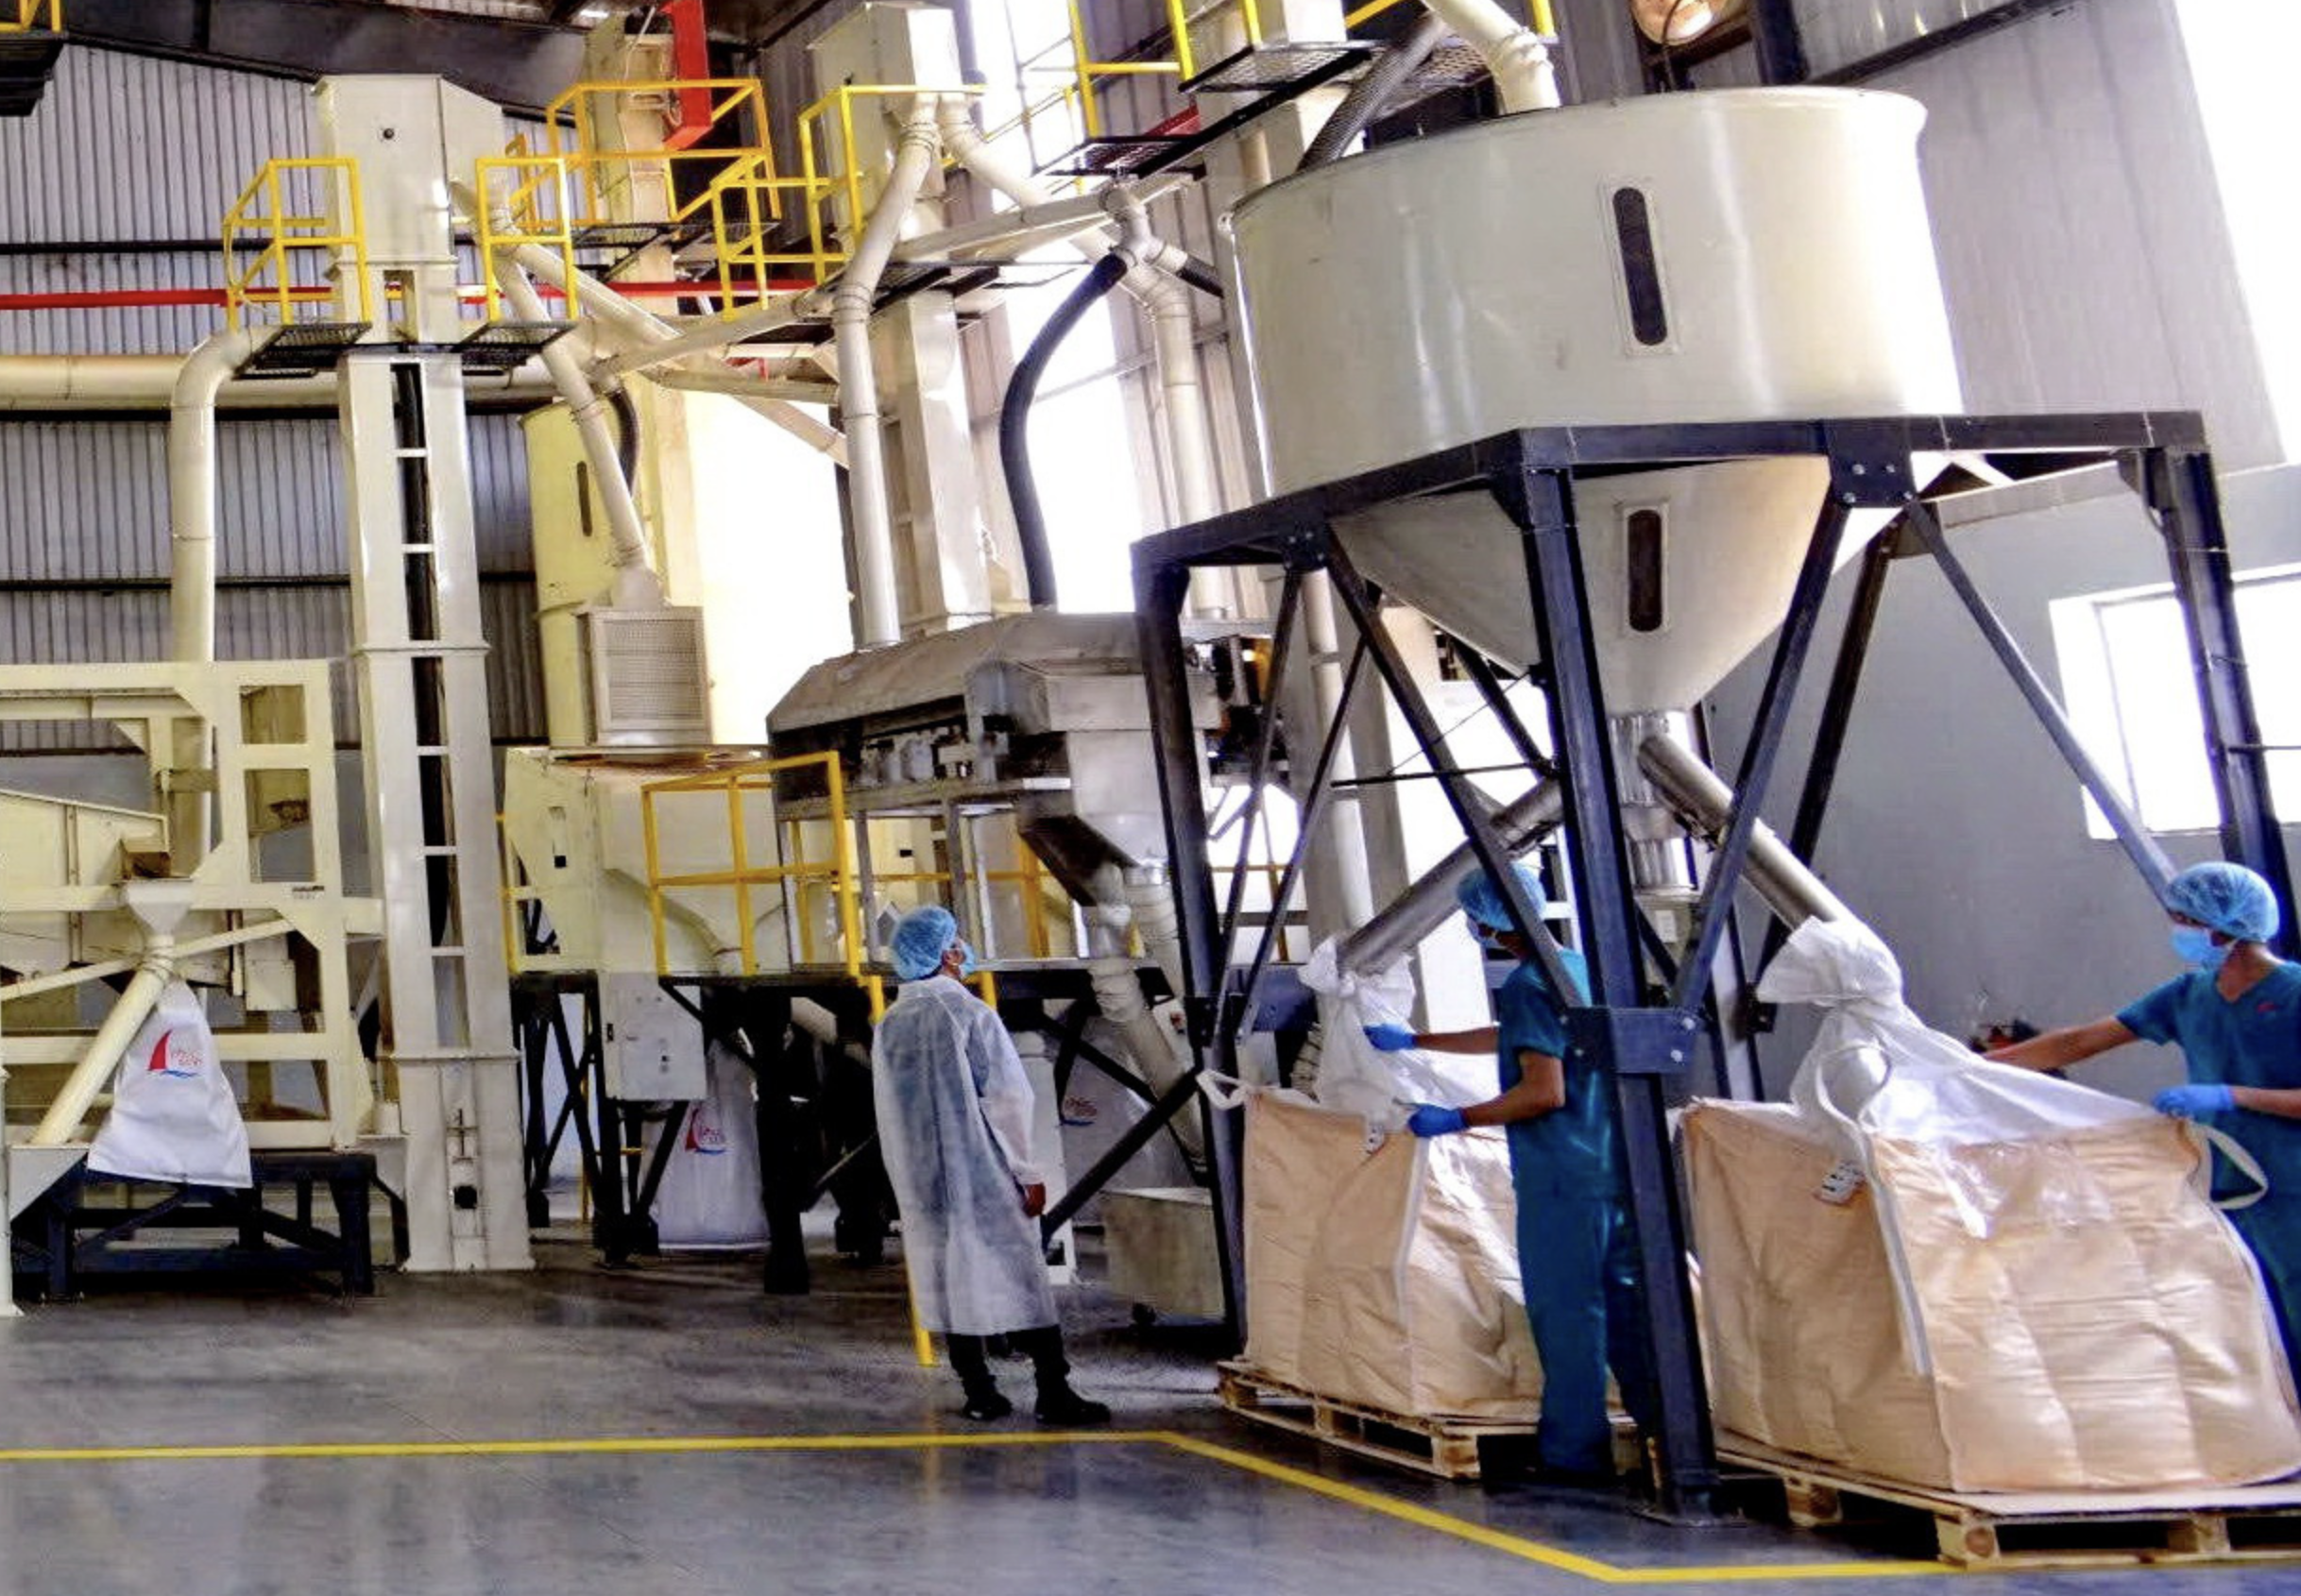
[2118,960,2301,1200]
[1494,946,1619,1198]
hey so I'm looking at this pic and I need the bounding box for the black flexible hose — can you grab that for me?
[605,382,641,485]
[1174,254,1226,299]
[1000,250,1131,609]
[1298,10,1450,170]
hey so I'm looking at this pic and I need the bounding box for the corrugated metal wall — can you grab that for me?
[0,49,314,242]
[0,48,548,754]
[0,416,546,750]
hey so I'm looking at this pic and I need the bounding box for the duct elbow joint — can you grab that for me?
[1489,31,1560,111]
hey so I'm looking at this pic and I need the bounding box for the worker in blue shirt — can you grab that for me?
[1990,861,2301,1367]
[1365,862,1658,1485]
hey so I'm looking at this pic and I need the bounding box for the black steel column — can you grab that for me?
[2143,448,2300,950]
[1325,544,1579,1001]
[1748,0,1810,83]
[1500,454,1718,1519]
[1667,490,1851,1013]
[1138,557,1247,1341]
[1904,498,2177,896]
[1757,530,1896,979]
[733,993,813,1296]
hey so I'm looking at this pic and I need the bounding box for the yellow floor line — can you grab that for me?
[0,1426,1953,1585]
[1158,1434,1948,1586]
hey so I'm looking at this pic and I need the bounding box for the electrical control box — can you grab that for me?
[601,973,706,1099]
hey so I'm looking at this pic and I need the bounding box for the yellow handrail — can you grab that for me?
[539,76,778,231]
[219,157,373,331]
[704,149,844,307]
[795,82,983,249]
[640,752,885,1017]
[0,0,60,30]
[473,153,579,321]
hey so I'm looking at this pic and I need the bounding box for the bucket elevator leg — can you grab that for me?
[342,351,529,1272]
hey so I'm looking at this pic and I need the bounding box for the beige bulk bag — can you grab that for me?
[1243,1090,1543,1418]
[1689,918,2301,1491]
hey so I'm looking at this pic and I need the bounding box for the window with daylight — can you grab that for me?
[963,0,1157,613]
[2049,564,2301,838]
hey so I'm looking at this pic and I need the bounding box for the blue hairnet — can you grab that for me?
[1455,861,1546,933]
[2165,861,2280,943]
[891,905,960,981]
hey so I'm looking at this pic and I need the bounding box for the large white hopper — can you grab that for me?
[1229,88,1962,711]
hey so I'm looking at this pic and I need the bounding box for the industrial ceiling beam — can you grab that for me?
[64,0,588,114]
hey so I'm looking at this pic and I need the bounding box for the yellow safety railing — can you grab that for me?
[473,152,579,321]
[537,76,777,233]
[796,82,983,251]
[705,149,843,309]
[0,0,60,30]
[219,158,373,331]
[639,751,883,1019]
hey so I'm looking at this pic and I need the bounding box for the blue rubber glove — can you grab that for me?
[1363,1023,1418,1053]
[2155,1082,2237,1119]
[1406,1104,1468,1138]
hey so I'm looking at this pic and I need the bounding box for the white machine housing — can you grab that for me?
[1230,87,1964,711]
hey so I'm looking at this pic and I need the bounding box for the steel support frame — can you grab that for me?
[1133,410,2291,1521]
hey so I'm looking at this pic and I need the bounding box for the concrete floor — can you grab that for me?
[4,1236,2300,1596]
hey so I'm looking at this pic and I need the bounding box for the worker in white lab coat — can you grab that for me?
[874,904,1111,1425]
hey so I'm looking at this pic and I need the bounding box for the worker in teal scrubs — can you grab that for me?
[1991,861,2301,1367]
[1366,862,1658,1484]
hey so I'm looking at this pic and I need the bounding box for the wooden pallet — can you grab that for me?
[1216,1360,1540,1480]
[1722,1435,2301,1569]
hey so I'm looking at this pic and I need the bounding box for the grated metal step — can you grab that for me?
[1035,134,1196,178]
[237,322,372,379]
[454,320,573,373]
[1182,40,1379,96]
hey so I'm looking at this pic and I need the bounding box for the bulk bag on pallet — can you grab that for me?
[1243,1089,1543,1419]
[1688,917,2301,1491]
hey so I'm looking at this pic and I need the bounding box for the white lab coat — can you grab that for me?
[872,975,1057,1335]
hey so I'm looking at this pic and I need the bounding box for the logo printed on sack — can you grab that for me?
[1814,1159,1866,1205]
[685,1111,727,1156]
[146,1028,201,1078]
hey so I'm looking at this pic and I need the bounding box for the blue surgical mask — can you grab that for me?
[957,940,980,977]
[2172,925,2231,972]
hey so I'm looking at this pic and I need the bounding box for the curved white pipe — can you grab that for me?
[1087,955,1203,1157]
[493,239,849,467]
[830,98,946,648]
[1417,0,1560,111]
[0,354,551,412]
[31,947,176,1146]
[939,101,1224,538]
[490,255,660,596]
[169,329,262,665]
[1100,186,1219,527]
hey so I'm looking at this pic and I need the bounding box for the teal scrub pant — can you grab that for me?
[2230,1194,2301,1372]
[1515,1191,1659,1475]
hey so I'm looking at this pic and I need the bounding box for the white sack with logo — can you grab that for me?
[652,1041,769,1248]
[87,979,252,1188]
